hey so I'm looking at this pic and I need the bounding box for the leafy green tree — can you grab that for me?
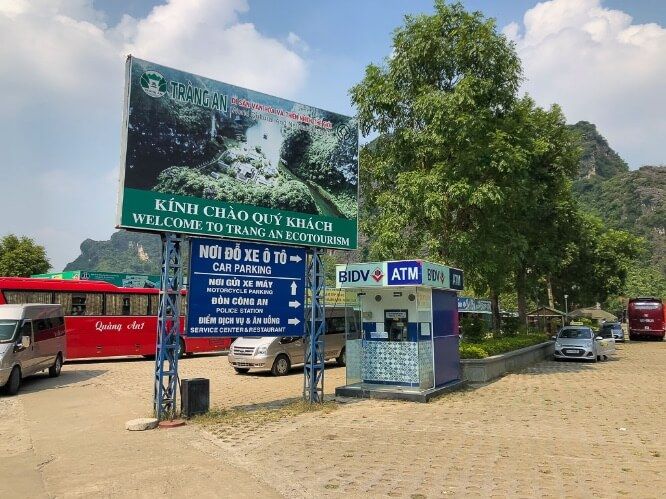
[0,234,50,276]
[352,1,523,329]
[551,213,643,307]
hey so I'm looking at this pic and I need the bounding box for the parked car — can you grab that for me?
[600,322,624,342]
[0,304,66,395]
[553,326,615,362]
[228,307,358,376]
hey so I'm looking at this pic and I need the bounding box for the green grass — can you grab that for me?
[191,399,337,429]
[459,334,549,359]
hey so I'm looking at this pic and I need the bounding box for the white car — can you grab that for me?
[553,326,615,362]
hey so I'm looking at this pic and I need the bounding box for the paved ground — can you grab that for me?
[1,341,664,497]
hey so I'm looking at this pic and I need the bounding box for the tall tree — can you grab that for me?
[0,234,50,276]
[352,1,523,327]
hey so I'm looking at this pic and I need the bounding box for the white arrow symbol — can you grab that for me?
[290,281,297,296]
[289,255,302,263]
[289,300,301,309]
[288,318,300,326]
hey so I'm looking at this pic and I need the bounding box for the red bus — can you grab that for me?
[628,297,665,341]
[0,277,231,359]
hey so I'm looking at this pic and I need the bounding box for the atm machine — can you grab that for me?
[335,259,464,402]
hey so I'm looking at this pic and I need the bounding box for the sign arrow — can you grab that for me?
[288,300,301,309]
[289,255,302,263]
[288,318,300,326]
[290,281,297,296]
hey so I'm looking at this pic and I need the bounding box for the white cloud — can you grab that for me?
[505,0,666,168]
[287,31,309,52]
[0,0,307,271]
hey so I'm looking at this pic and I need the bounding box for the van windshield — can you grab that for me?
[0,320,19,342]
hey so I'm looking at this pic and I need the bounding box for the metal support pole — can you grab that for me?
[303,248,325,403]
[154,232,183,420]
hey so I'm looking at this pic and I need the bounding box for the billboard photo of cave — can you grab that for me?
[117,56,358,250]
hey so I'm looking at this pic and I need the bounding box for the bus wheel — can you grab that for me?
[48,353,63,378]
[178,338,186,359]
[3,367,21,395]
[271,355,290,376]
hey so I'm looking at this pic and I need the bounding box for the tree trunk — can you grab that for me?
[516,267,528,328]
[490,289,501,332]
[546,278,554,309]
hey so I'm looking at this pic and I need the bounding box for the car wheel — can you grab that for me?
[3,366,21,396]
[336,348,346,367]
[271,354,290,376]
[48,353,63,378]
[234,367,250,374]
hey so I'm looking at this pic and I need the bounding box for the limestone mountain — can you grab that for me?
[569,121,629,180]
[64,230,162,274]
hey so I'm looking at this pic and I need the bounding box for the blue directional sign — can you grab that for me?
[187,238,306,337]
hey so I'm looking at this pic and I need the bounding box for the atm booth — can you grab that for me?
[334,260,464,402]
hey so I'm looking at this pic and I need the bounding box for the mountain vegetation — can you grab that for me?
[64,231,162,274]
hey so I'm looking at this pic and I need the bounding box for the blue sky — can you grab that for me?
[92,0,665,115]
[0,0,664,271]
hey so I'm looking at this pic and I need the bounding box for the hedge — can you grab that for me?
[459,334,549,359]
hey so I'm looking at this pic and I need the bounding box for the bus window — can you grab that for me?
[148,295,158,315]
[54,292,72,315]
[105,293,149,316]
[122,297,131,315]
[4,290,52,304]
[71,295,86,315]
[71,293,103,316]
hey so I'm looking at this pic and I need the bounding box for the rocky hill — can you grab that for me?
[574,165,665,274]
[569,121,629,179]
[570,121,664,274]
[64,230,162,274]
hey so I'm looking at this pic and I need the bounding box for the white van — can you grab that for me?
[0,304,66,395]
[228,307,359,376]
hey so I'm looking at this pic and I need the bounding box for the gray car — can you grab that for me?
[600,322,624,342]
[553,326,614,362]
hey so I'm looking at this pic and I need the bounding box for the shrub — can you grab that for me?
[459,334,548,359]
[459,344,487,359]
[501,316,521,336]
[460,315,488,343]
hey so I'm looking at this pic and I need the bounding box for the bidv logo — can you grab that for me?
[338,267,384,284]
[140,70,167,98]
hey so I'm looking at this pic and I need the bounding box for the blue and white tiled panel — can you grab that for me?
[345,339,363,384]
[361,341,420,386]
[418,339,434,389]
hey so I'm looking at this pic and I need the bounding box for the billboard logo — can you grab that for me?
[140,70,167,98]
[335,123,356,145]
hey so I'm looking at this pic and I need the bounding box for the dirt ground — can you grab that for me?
[1,341,664,498]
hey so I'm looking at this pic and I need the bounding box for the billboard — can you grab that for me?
[116,56,358,250]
